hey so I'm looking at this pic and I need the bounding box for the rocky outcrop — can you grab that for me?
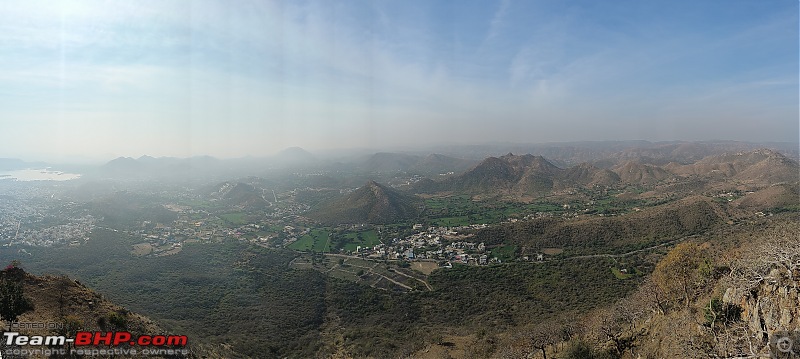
[723,268,800,351]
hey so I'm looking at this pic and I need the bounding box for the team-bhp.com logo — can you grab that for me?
[771,331,800,359]
[3,331,188,357]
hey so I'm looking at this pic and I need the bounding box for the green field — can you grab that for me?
[287,229,332,252]
[220,212,247,225]
[425,196,565,226]
[524,202,563,213]
[432,216,471,227]
[611,267,634,279]
[342,230,381,252]
[491,245,517,262]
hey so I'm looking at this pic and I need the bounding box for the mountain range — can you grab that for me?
[413,149,799,196]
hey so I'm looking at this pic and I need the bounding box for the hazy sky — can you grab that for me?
[1,0,797,161]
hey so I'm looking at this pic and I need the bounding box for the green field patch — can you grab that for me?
[432,216,471,227]
[611,267,634,279]
[188,212,208,221]
[342,230,380,252]
[288,229,332,252]
[425,197,566,226]
[424,198,449,209]
[525,202,563,213]
[181,199,215,210]
[220,212,247,225]
[491,245,517,261]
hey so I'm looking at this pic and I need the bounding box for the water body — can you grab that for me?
[0,169,81,181]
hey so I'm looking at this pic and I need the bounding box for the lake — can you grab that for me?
[0,169,82,181]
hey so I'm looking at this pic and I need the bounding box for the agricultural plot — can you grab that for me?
[220,212,247,225]
[341,230,381,251]
[287,228,332,252]
[491,245,517,261]
[425,196,564,226]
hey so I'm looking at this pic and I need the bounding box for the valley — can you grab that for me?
[0,141,797,358]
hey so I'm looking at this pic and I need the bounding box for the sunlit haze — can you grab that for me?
[1,0,797,162]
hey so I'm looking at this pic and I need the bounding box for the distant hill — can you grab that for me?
[272,147,317,167]
[415,153,564,195]
[415,148,799,197]
[101,156,146,175]
[409,153,477,174]
[612,161,673,185]
[361,152,422,173]
[0,158,46,170]
[425,140,799,166]
[560,162,621,187]
[666,148,799,186]
[209,181,269,209]
[449,156,519,192]
[310,180,420,224]
[355,152,477,175]
[98,155,224,179]
[735,183,800,211]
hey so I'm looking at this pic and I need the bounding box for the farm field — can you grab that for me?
[287,228,332,252]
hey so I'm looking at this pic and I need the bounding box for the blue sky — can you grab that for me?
[0,0,797,161]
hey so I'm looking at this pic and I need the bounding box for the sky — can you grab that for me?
[1,0,797,161]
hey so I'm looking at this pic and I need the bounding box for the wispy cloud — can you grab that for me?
[485,0,510,44]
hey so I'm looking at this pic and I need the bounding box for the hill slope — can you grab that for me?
[1,266,200,357]
[310,181,421,224]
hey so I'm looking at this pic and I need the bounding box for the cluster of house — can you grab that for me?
[0,187,98,248]
[342,224,506,266]
[1,215,97,247]
[0,214,97,247]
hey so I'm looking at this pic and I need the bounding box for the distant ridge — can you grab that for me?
[101,156,145,174]
[415,153,573,195]
[414,149,800,196]
[0,158,47,170]
[93,155,231,180]
[665,148,799,185]
[357,152,477,174]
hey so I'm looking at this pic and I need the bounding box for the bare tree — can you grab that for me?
[730,224,799,290]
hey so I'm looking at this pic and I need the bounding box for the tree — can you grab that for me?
[0,277,34,329]
[652,242,712,308]
[529,325,557,359]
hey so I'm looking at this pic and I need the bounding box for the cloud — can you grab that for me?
[485,0,510,43]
